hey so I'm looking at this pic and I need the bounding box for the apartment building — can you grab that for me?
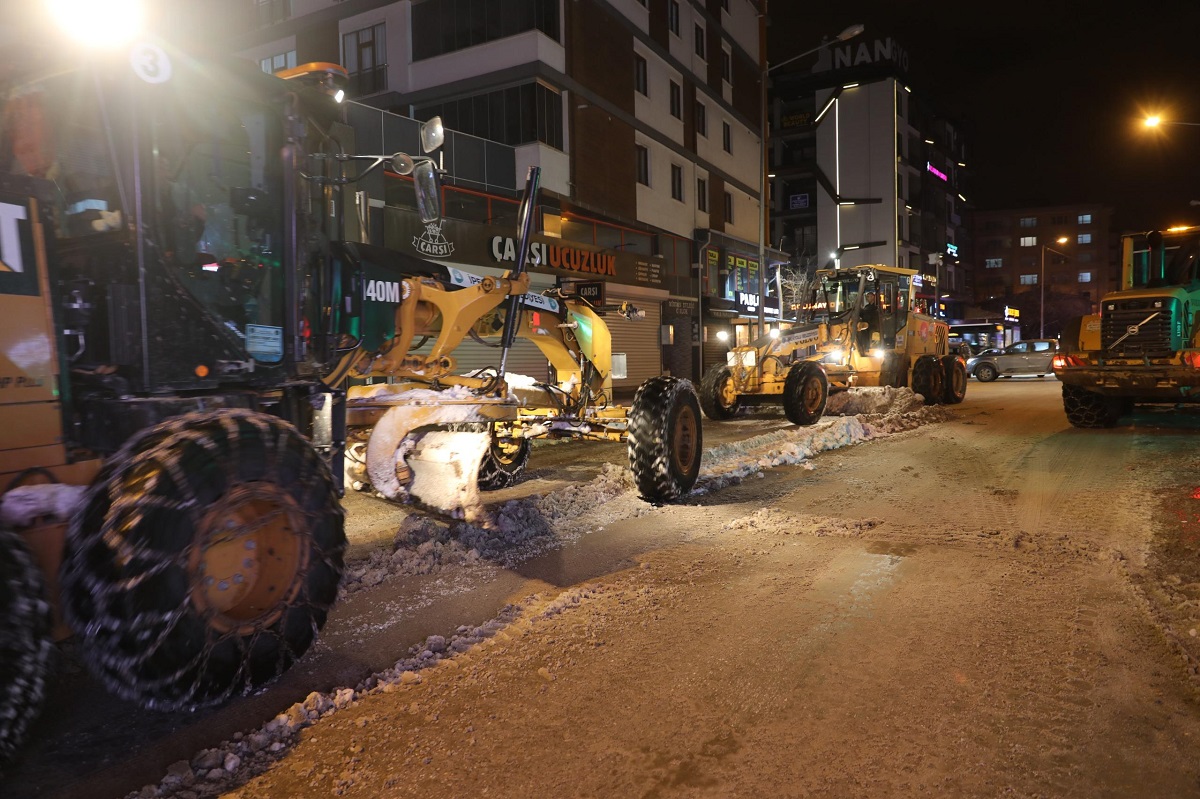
[768,33,973,321]
[219,0,778,383]
[971,204,1116,338]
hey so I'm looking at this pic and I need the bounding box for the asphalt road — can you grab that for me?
[8,377,1200,798]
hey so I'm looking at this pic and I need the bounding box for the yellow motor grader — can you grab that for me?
[699,264,966,425]
[0,18,701,764]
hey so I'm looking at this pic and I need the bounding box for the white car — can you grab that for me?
[967,339,1059,382]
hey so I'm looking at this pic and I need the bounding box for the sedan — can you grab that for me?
[967,339,1059,382]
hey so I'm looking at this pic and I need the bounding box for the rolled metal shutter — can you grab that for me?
[604,289,664,391]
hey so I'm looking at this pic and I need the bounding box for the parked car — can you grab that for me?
[967,339,1059,382]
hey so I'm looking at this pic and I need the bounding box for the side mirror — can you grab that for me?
[413,161,441,223]
[390,153,415,176]
[420,116,445,154]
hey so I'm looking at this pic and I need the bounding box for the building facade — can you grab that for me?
[220,0,783,383]
[970,204,1116,338]
[768,34,973,322]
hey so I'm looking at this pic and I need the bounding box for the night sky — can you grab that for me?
[766,1,1200,233]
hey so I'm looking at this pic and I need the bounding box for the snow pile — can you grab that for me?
[0,483,86,526]
[694,416,868,492]
[826,386,925,416]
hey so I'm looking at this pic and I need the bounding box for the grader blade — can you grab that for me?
[363,397,518,519]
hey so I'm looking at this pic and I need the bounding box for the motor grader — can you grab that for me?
[699,263,966,425]
[0,24,702,764]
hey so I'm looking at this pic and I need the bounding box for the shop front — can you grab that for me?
[697,235,788,374]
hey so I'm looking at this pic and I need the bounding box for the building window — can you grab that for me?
[1019,216,1037,228]
[412,0,561,60]
[256,0,291,26]
[721,48,731,83]
[415,82,564,150]
[694,24,706,59]
[636,145,649,186]
[671,164,684,201]
[668,0,679,35]
[697,177,708,211]
[259,50,296,74]
[1020,274,1038,285]
[1019,236,1037,247]
[634,54,647,96]
[695,101,707,137]
[722,121,732,153]
[670,81,681,119]
[1077,252,1094,263]
[1078,213,1092,224]
[1077,232,1092,244]
[985,258,1003,269]
[724,191,733,222]
[343,23,387,96]
[1079,271,1093,283]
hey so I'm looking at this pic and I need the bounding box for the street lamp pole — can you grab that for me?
[1039,238,1069,338]
[756,12,863,336]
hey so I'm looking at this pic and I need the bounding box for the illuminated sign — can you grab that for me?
[789,194,810,210]
[831,38,910,72]
[945,243,958,257]
[926,162,947,182]
[1004,306,1020,321]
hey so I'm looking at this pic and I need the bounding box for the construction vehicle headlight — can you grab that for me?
[826,349,844,363]
[870,347,886,359]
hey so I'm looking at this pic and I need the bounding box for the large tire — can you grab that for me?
[0,526,53,765]
[782,361,829,425]
[698,364,741,420]
[911,357,945,405]
[61,410,346,711]
[1062,385,1122,428]
[477,426,532,490]
[628,377,703,502]
[941,355,968,404]
[974,362,998,383]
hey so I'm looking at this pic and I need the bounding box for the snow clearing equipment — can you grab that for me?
[338,165,704,519]
[0,13,701,762]
[699,264,965,425]
[1055,226,1200,427]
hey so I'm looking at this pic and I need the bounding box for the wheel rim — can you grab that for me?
[189,483,308,635]
[671,405,699,476]
[492,428,525,465]
[802,376,824,413]
[719,376,737,410]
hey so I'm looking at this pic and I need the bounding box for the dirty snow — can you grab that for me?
[124,386,952,799]
[0,483,87,526]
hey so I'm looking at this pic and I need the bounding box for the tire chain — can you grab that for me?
[61,409,346,711]
[0,526,53,765]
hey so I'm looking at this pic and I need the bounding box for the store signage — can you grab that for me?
[789,193,810,210]
[413,221,455,258]
[490,236,616,276]
[926,162,947,182]
[738,291,759,308]
[572,280,606,305]
[1004,306,1020,321]
[832,37,910,72]
[945,243,958,257]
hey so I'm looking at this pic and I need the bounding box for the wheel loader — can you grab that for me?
[699,264,966,425]
[0,26,702,763]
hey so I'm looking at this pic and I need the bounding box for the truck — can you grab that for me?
[0,8,701,763]
[699,263,966,425]
[1054,227,1200,427]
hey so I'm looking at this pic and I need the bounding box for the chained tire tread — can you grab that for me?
[0,525,53,766]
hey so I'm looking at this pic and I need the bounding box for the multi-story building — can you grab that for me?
[216,0,783,384]
[768,33,973,321]
[971,204,1116,338]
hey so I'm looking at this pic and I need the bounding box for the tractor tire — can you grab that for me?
[61,409,346,711]
[911,357,945,405]
[941,355,968,404]
[698,364,741,420]
[0,526,53,765]
[477,427,532,490]
[974,362,998,383]
[1062,385,1122,428]
[782,362,829,426]
[628,377,703,503]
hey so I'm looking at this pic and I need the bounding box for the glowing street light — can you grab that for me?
[1040,236,1070,338]
[1143,114,1200,128]
[45,0,144,47]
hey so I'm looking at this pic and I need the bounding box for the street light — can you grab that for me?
[1144,115,1200,128]
[1040,236,1069,338]
[756,10,863,335]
